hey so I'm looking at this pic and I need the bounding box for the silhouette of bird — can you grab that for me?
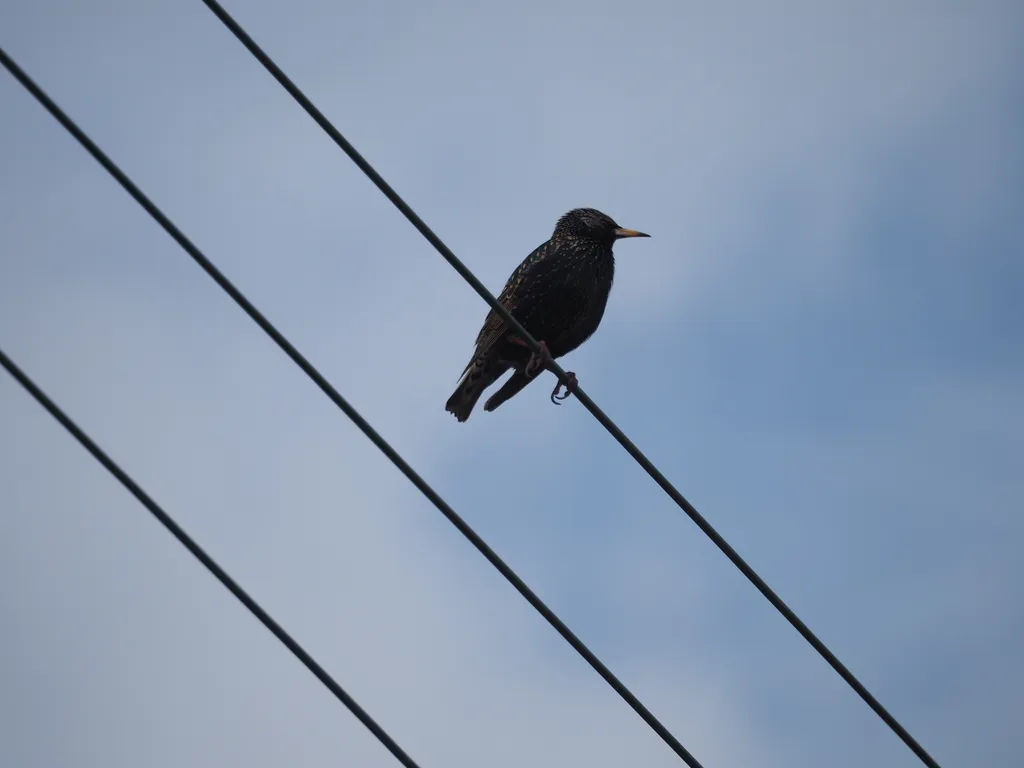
[445,207,650,422]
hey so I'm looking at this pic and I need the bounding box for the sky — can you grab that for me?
[1,1,1022,767]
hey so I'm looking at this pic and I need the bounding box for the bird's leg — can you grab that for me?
[550,372,578,404]
[507,336,552,378]
[506,336,576,404]
[526,342,552,378]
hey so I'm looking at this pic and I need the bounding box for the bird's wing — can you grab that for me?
[461,240,555,375]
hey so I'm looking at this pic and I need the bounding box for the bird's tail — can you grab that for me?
[445,355,507,422]
[483,370,534,413]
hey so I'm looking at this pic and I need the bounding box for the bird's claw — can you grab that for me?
[527,342,552,378]
[550,372,578,405]
[507,335,575,403]
[509,336,552,379]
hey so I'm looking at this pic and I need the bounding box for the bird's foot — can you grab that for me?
[526,341,553,378]
[509,336,553,378]
[550,371,578,405]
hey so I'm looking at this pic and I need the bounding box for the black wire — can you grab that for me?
[0,347,423,768]
[194,4,944,767]
[0,47,706,768]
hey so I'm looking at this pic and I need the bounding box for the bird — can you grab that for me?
[445,207,650,422]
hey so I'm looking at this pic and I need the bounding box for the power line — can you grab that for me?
[0,47,705,768]
[195,4,943,767]
[0,346,424,768]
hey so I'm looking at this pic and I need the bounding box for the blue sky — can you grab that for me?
[1,1,1022,767]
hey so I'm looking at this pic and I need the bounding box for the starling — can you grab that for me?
[445,207,650,422]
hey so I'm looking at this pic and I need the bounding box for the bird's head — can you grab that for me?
[552,208,650,243]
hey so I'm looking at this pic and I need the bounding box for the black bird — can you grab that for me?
[445,207,650,422]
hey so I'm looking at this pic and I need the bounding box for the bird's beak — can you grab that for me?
[613,227,650,239]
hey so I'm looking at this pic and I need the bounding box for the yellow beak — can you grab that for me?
[613,227,650,239]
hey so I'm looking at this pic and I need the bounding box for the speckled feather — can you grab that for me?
[445,208,646,422]
[463,237,614,370]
